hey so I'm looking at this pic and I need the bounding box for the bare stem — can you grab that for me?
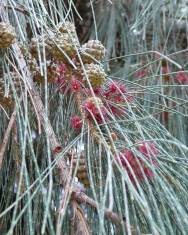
[3,4,30,16]
[0,108,16,169]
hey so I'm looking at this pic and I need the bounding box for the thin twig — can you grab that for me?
[4,4,30,16]
[0,108,16,169]
[70,200,91,235]
[73,190,123,225]
[56,158,74,235]
[72,191,150,235]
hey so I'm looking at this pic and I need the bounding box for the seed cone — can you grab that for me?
[47,63,59,83]
[57,21,80,47]
[77,165,90,188]
[0,72,22,108]
[0,72,22,93]
[83,63,106,88]
[33,62,59,84]
[70,154,90,188]
[0,96,13,108]
[57,21,76,35]
[28,58,41,83]
[81,40,106,63]
[0,22,16,49]
[30,35,50,60]
[84,96,104,107]
[46,33,77,62]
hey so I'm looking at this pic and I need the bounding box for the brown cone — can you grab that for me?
[0,22,16,49]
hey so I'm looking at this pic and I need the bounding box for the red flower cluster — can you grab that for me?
[56,63,83,93]
[115,142,159,184]
[57,63,134,129]
[104,81,127,96]
[83,81,133,120]
[83,98,108,124]
[58,63,66,78]
[56,78,67,93]
[70,115,82,130]
[135,70,147,78]
[139,142,159,159]
[175,71,188,85]
[71,79,82,91]
[56,63,68,92]
[103,82,133,117]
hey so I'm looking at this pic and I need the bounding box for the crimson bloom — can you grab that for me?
[70,116,82,130]
[71,79,82,91]
[135,70,146,78]
[105,81,127,95]
[56,78,67,93]
[93,87,103,95]
[139,142,159,160]
[115,142,159,185]
[103,81,133,117]
[83,97,108,124]
[175,71,188,84]
[58,63,66,75]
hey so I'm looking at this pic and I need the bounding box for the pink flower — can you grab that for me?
[84,87,103,97]
[83,99,108,123]
[115,143,159,185]
[56,78,67,93]
[135,70,146,78]
[139,142,159,159]
[115,149,145,183]
[104,82,127,103]
[125,95,134,103]
[138,142,159,167]
[119,84,127,93]
[71,79,81,91]
[103,91,111,98]
[70,116,82,129]
[93,87,102,95]
[144,167,154,178]
[108,82,118,93]
[114,95,125,103]
[109,105,125,117]
[94,108,107,123]
[58,63,66,75]
[52,145,62,155]
[108,81,127,93]
[175,71,188,84]
[83,100,96,112]
[102,81,133,117]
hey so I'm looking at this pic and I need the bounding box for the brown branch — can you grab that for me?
[56,158,74,235]
[12,42,71,188]
[73,190,151,235]
[70,200,91,235]
[0,108,16,169]
[4,4,30,16]
[72,191,123,225]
